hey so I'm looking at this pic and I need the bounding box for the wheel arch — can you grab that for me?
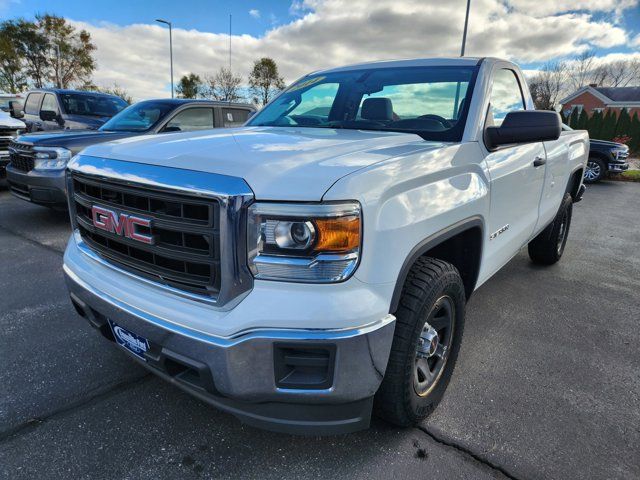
[389,216,484,313]
[566,166,585,200]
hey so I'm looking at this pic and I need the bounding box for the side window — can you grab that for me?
[41,94,59,114]
[24,93,42,115]
[222,108,251,127]
[165,108,214,132]
[488,69,525,126]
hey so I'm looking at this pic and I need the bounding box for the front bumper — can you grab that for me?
[6,164,67,207]
[608,162,629,174]
[64,240,396,435]
[0,155,8,179]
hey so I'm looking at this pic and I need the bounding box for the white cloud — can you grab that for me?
[249,9,260,19]
[632,34,640,47]
[73,0,640,101]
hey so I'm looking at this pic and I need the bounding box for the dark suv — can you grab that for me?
[7,99,256,208]
[16,89,128,132]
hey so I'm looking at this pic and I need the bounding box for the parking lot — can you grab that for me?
[0,180,638,480]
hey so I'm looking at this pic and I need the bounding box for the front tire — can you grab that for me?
[375,257,465,427]
[528,193,573,265]
[584,157,606,183]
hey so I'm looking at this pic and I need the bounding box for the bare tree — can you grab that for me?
[528,61,568,110]
[205,67,243,102]
[602,59,640,87]
[567,50,597,90]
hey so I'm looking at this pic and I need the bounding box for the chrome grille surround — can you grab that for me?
[67,155,255,307]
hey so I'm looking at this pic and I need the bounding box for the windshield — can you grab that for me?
[100,101,175,132]
[247,66,478,141]
[60,93,127,117]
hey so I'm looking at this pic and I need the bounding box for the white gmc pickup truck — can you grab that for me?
[63,57,588,435]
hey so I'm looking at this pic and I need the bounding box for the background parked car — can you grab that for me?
[0,108,26,180]
[14,89,128,133]
[562,124,629,183]
[584,139,629,183]
[6,98,256,208]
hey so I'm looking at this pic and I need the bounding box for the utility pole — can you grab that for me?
[229,14,232,70]
[54,44,62,88]
[156,18,174,98]
[460,0,471,56]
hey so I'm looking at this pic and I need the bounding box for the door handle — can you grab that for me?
[533,156,546,167]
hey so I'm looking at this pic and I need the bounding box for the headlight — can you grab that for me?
[612,148,628,160]
[248,202,361,283]
[33,147,72,171]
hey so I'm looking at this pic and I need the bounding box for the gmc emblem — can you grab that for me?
[91,205,154,245]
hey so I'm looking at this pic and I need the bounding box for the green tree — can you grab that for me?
[11,18,50,88]
[0,15,97,89]
[587,110,603,139]
[40,14,96,88]
[248,57,285,106]
[176,73,203,98]
[576,109,588,130]
[600,110,617,141]
[0,22,28,92]
[614,108,631,138]
[628,112,640,153]
[568,107,580,129]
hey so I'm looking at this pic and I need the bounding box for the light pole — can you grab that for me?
[156,18,174,98]
[460,0,471,56]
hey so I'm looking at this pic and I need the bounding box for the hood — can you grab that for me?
[81,126,443,200]
[590,138,627,149]
[0,111,26,129]
[16,129,141,154]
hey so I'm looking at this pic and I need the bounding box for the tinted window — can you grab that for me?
[100,101,175,132]
[24,93,42,115]
[60,93,127,117]
[488,69,525,126]
[248,66,478,142]
[165,108,214,131]
[222,108,251,127]
[41,93,59,113]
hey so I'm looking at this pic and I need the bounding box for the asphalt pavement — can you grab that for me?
[0,180,638,480]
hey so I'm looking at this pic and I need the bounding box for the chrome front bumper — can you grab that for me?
[64,265,396,435]
[608,162,629,173]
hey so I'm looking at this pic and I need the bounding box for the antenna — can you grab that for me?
[229,14,232,70]
[460,0,471,56]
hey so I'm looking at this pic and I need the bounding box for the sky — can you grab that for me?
[1,0,639,100]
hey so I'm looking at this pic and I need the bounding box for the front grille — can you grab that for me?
[72,173,222,297]
[8,141,34,172]
[0,128,19,151]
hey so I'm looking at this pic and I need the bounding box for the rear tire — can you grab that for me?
[584,157,605,183]
[375,257,465,427]
[528,193,573,265]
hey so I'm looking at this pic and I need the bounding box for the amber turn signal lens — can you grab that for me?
[314,216,360,252]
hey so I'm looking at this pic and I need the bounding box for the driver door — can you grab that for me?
[482,68,546,275]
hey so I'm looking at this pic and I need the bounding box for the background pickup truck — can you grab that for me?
[14,88,128,133]
[6,99,255,209]
[63,57,588,435]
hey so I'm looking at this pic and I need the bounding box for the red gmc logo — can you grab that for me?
[91,205,154,245]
